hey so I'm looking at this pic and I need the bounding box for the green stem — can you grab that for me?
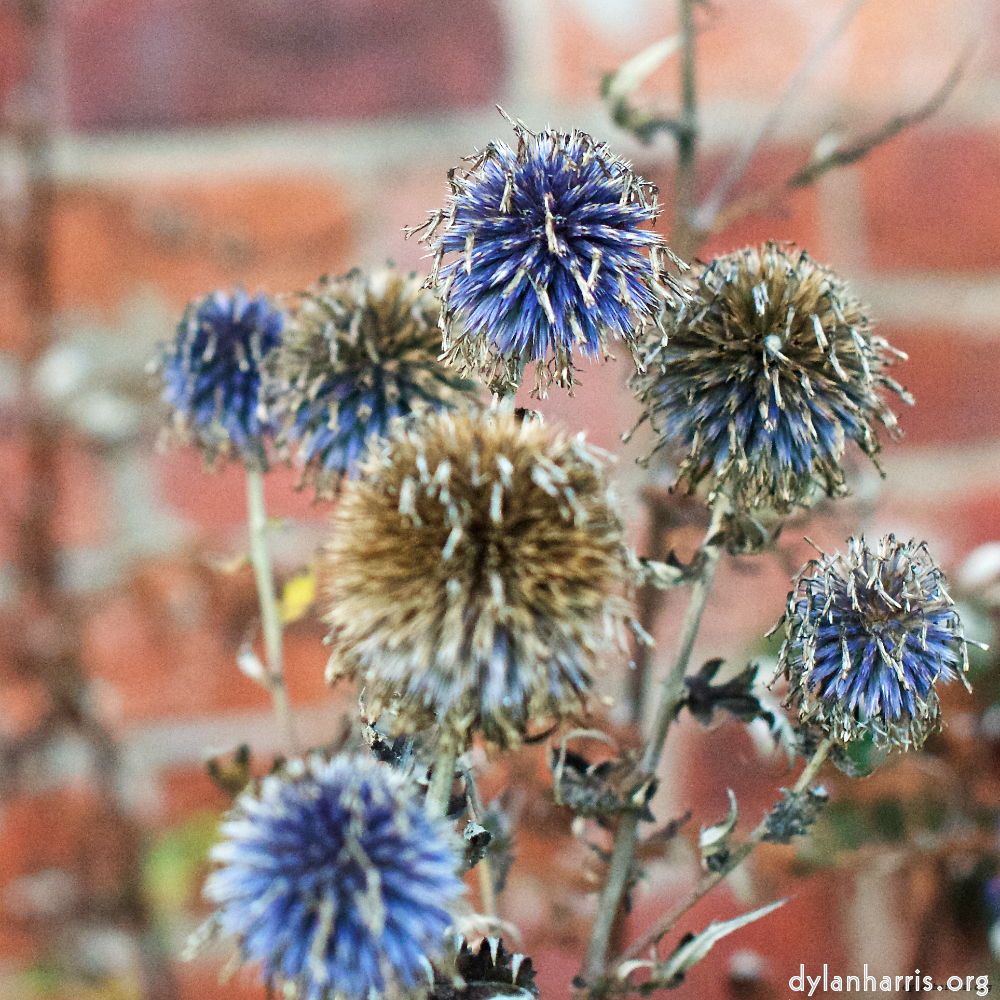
[673,0,700,261]
[425,736,458,819]
[616,738,834,966]
[246,468,299,757]
[643,500,729,776]
[584,500,728,984]
[585,815,639,982]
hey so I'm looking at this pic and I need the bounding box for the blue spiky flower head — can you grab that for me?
[628,244,912,511]
[410,113,680,397]
[267,267,480,498]
[154,288,284,469]
[776,535,972,749]
[203,753,465,1000]
[323,405,636,748]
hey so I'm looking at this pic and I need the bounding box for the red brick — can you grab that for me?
[0,789,137,958]
[877,487,1000,566]
[0,678,50,738]
[157,449,332,533]
[845,0,981,104]
[81,563,269,721]
[683,146,824,262]
[53,437,109,549]
[879,326,1000,446]
[862,130,1000,272]
[81,552,339,721]
[548,0,826,106]
[50,177,352,317]
[160,764,231,824]
[60,0,506,132]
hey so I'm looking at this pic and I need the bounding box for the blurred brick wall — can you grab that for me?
[0,0,998,998]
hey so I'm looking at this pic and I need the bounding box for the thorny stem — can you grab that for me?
[246,468,299,756]
[584,500,729,984]
[616,737,834,967]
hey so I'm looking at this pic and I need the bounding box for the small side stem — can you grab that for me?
[584,500,728,984]
[246,468,299,756]
[426,736,458,818]
[616,738,834,965]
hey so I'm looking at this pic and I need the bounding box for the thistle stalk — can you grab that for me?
[584,500,729,983]
[616,738,834,966]
[246,468,299,757]
[425,735,459,818]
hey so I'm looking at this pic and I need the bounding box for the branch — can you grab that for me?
[708,46,969,236]
[691,0,869,233]
[615,738,833,967]
[786,46,968,190]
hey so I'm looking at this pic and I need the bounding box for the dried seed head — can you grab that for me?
[323,406,634,746]
[204,754,465,1000]
[630,243,912,511]
[267,267,479,498]
[153,289,284,469]
[777,535,971,750]
[410,112,682,397]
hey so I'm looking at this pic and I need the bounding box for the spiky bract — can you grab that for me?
[323,406,633,746]
[629,243,911,510]
[777,535,970,749]
[411,116,676,396]
[156,289,283,468]
[268,267,479,497]
[430,937,538,1000]
[205,754,464,1000]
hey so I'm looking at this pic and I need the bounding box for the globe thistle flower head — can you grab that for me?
[204,753,465,1000]
[267,267,479,498]
[777,535,971,750]
[409,113,679,396]
[155,288,284,469]
[323,405,635,747]
[629,243,912,511]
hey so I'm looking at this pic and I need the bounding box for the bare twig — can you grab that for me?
[691,0,869,233]
[786,46,968,190]
[708,47,968,236]
[583,501,728,985]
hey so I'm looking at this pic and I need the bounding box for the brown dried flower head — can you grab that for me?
[323,405,633,746]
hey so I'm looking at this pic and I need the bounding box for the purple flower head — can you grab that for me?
[155,288,284,468]
[777,535,971,749]
[205,754,465,1000]
[411,114,679,396]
